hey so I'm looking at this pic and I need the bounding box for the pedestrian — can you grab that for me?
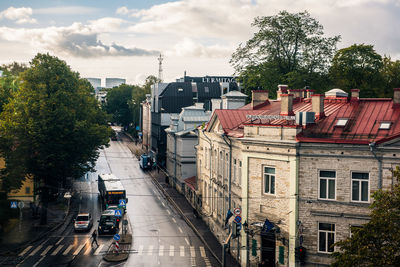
[91,229,99,247]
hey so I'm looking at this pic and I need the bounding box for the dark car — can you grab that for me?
[98,210,118,235]
[74,213,93,232]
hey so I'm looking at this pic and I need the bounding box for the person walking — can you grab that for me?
[91,229,99,247]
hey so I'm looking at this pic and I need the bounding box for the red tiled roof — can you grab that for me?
[298,99,400,144]
[184,176,196,191]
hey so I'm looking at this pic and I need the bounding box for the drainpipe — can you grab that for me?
[369,142,382,189]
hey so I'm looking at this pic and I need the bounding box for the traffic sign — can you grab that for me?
[114,210,122,217]
[119,199,126,206]
[233,208,241,216]
[113,234,120,241]
[234,215,242,223]
[10,201,17,209]
[18,201,24,209]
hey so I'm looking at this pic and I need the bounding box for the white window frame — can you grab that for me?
[336,118,348,126]
[318,222,335,253]
[351,172,370,203]
[318,170,336,200]
[263,166,276,195]
[379,121,391,130]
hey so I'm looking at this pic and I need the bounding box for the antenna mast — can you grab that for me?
[158,53,163,82]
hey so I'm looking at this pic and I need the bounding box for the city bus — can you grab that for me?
[98,173,128,211]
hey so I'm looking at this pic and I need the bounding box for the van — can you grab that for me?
[98,210,118,235]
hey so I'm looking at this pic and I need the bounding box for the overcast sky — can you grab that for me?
[0,0,399,85]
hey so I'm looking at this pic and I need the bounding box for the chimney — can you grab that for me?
[306,89,314,98]
[280,94,294,116]
[277,84,288,100]
[351,89,360,100]
[394,88,400,107]
[312,94,325,119]
[251,90,268,109]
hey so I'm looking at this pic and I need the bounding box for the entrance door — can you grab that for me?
[261,231,276,267]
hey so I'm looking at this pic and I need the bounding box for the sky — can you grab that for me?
[0,0,399,85]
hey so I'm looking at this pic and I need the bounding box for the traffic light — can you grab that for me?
[295,246,306,263]
[251,239,257,256]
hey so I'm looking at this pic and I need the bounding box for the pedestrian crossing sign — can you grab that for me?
[114,209,122,217]
[10,201,17,209]
[119,199,126,207]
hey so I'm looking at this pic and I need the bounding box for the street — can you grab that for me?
[14,133,217,267]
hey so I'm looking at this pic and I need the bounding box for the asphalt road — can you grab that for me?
[14,132,217,267]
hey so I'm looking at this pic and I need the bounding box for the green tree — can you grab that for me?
[329,44,384,97]
[105,84,134,128]
[0,53,111,224]
[381,56,400,97]
[331,166,400,266]
[0,61,28,76]
[231,10,340,94]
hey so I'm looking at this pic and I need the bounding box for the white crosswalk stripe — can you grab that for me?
[169,245,174,256]
[190,246,195,257]
[29,245,43,256]
[148,245,153,255]
[40,245,53,256]
[204,257,212,267]
[73,243,86,256]
[84,244,92,255]
[180,246,185,257]
[94,244,104,256]
[159,245,164,256]
[51,245,64,256]
[138,245,144,255]
[63,244,74,255]
[200,246,206,258]
[19,245,32,256]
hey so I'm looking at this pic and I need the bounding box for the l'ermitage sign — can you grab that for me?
[184,76,236,83]
[246,114,296,121]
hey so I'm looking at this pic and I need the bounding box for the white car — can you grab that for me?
[74,213,93,232]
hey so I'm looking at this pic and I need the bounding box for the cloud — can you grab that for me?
[166,38,233,58]
[34,6,98,15]
[0,22,158,58]
[0,6,37,24]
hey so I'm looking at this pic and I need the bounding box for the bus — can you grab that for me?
[98,173,128,211]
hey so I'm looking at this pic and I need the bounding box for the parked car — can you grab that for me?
[98,210,118,235]
[74,213,93,232]
[106,205,124,223]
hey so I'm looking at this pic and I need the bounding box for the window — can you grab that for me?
[379,122,391,130]
[238,161,242,186]
[336,118,348,126]
[233,159,237,184]
[219,151,223,176]
[178,88,183,92]
[25,186,31,194]
[318,223,335,253]
[319,170,336,200]
[225,153,229,181]
[352,172,369,202]
[263,167,275,194]
[204,86,209,93]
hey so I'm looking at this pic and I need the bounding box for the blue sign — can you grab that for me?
[113,234,120,241]
[114,209,122,217]
[136,126,140,131]
[10,201,17,209]
[234,215,241,223]
[262,218,274,233]
[119,199,126,207]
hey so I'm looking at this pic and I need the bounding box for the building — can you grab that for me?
[105,78,126,88]
[85,77,101,90]
[196,86,400,266]
[150,75,240,167]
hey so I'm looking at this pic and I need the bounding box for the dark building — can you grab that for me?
[150,76,239,167]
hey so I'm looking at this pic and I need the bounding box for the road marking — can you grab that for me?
[40,245,53,256]
[73,243,86,256]
[56,237,64,245]
[167,210,171,215]
[94,244,104,255]
[32,256,45,267]
[51,245,64,256]
[63,244,74,255]
[161,202,166,207]
[169,245,174,256]
[180,246,184,257]
[190,246,196,257]
[29,245,43,256]
[178,227,183,233]
[148,245,153,255]
[159,245,164,256]
[185,238,190,246]
[138,245,143,255]
[204,257,212,267]
[172,218,177,223]
[84,244,92,255]
[200,246,206,257]
[19,246,32,256]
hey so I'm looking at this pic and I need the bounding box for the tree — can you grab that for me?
[105,84,134,128]
[230,10,340,93]
[329,44,384,97]
[331,166,400,266]
[0,53,111,224]
[381,56,400,97]
[0,61,28,76]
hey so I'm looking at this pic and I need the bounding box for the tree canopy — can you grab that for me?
[230,10,340,95]
[331,166,400,266]
[0,53,111,223]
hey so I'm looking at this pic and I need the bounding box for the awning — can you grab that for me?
[184,176,196,191]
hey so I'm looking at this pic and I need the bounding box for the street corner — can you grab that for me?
[102,233,132,262]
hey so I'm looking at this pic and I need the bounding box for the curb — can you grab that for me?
[102,233,132,262]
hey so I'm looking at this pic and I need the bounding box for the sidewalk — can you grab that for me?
[124,133,238,266]
[0,195,77,256]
